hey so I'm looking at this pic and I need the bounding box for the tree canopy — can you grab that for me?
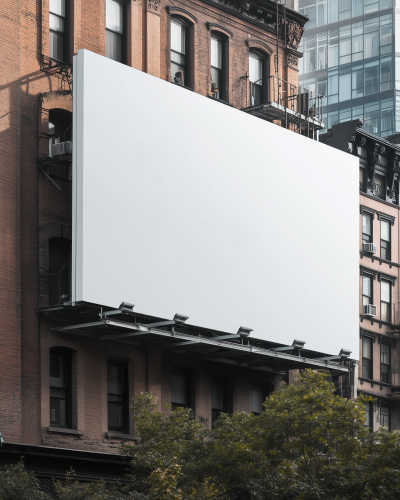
[2,370,400,500]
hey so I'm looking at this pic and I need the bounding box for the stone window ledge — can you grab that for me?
[105,432,140,442]
[47,427,83,436]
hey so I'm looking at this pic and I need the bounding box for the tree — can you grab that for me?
[0,460,51,500]
[123,370,400,500]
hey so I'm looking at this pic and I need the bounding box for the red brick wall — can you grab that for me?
[0,0,302,449]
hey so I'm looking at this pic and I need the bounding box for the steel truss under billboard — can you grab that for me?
[72,49,359,357]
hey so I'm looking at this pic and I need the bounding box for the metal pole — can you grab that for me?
[276,2,279,77]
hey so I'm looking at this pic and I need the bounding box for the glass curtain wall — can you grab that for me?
[299,0,397,137]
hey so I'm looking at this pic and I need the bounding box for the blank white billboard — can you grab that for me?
[73,49,359,357]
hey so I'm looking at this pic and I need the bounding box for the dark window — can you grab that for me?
[49,0,68,62]
[107,360,128,433]
[380,406,390,430]
[381,280,391,323]
[359,168,365,192]
[50,350,71,428]
[251,384,272,415]
[362,337,372,379]
[380,343,391,384]
[362,214,372,244]
[363,402,372,430]
[171,18,189,86]
[380,219,391,260]
[372,173,385,199]
[211,35,224,100]
[106,0,124,63]
[211,378,228,427]
[48,108,72,178]
[171,368,191,411]
[362,275,372,306]
[49,238,71,306]
[249,52,264,106]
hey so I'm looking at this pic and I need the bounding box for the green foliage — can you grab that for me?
[0,460,51,500]
[124,370,400,500]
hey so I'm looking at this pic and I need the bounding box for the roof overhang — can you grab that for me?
[42,303,351,374]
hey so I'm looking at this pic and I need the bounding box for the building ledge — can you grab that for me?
[47,427,83,436]
[359,251,400,268]
[105,432,139,442]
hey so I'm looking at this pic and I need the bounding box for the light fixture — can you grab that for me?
[211,82,219,93]
[173,313,189,324]
[119,302,135,312]
[237,326,253,337]
[339,348,351,358]
[292,339,306,350]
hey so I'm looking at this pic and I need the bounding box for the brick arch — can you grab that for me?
[246,39,274,55]
[167,6,198,24]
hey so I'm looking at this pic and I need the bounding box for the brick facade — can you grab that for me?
[0,0,306,464]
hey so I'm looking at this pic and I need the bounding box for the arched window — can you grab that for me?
[249,52,265,106]
[49,237,72,306]
[211,34,224,100]
[171,18,189,86]
[50,348,72,428]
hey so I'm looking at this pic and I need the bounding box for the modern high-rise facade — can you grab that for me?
[298,0,399,138]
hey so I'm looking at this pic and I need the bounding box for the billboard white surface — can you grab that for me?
[73,49,359,356]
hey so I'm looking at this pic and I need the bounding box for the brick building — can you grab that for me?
[0,0,344,484]
[321,120,400,431]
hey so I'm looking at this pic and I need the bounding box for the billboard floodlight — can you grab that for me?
[119,302,135,312]
[173,313,189,324]
[237,326,253,337]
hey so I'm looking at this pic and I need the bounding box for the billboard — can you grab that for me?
[72,49,359,356]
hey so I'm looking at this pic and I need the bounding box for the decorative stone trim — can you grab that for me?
[47,427,83,436]
[360,205,376,218]
[168,6,198,23]
[147,0,160,13]
[359,251,400,269]
[105,432,140,441]
[360,265,377,279]
[206,22,233,37]
[360,328,397,347]
[377,211,395,225]
[378,271,397,285]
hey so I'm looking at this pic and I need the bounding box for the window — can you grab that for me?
[372,173,385,199]
[106,0,124,63]
[362,275,372,306]
[50,350,71,428]
[360,168,365,192]
[381,343,391,384]
[49,238,71,306]
[107,360,128,433]
[249,52,264,106]
[380,406,390,430]
[251,384,271,415]
[171,19,188,86]
[211,35,224,100]
[381,280,391,323]
[48,108,72,178]
[362,337,373,379]
[49,0,67,62]
[381,219,391,260]
[363,402,372,430]
[362,213,372,243]
[211,378,228,427]
[171,369,191,410]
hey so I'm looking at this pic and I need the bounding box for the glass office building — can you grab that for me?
[298,0,400,137]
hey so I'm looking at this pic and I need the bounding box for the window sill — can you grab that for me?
[359,377,391,388]
[360,251,400,268]
[105,432,140,442]
[171,81,194,92]
[47,427,83,436]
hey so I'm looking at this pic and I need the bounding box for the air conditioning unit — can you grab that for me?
[363,243,377,254]
[51,141,72,157]
[174,71,184,86]
[363,304,377,317]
